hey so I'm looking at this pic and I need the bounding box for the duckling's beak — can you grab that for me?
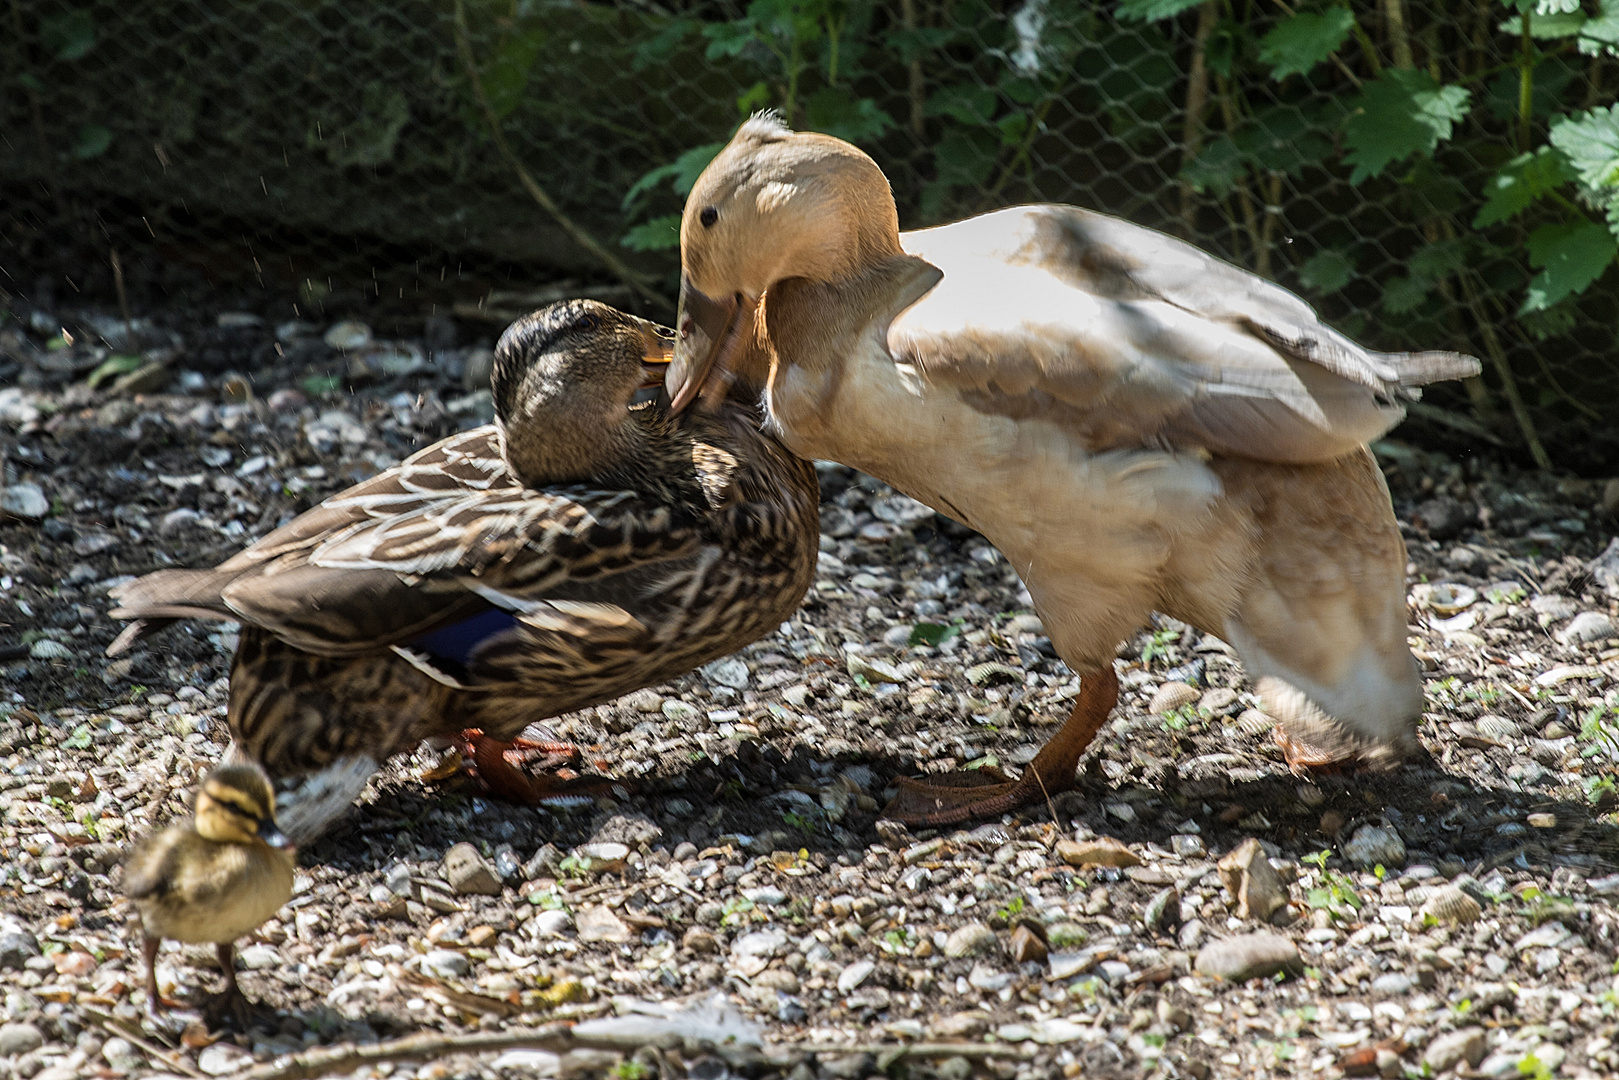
[257,818,294,850]
[633,316,675,389]
[667,273,756,415]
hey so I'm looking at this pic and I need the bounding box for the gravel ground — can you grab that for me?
[2,293,1619,1080]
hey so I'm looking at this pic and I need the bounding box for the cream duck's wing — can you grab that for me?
[891,205,1480,464]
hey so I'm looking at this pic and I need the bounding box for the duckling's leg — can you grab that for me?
[882,666,1117,826]
[458,730,622,807]
[200,942,260,1030]
[141,935,166,1022]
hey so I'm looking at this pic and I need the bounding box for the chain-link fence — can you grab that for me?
[4,0,1617,472]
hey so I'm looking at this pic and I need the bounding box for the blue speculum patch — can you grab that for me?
[411,606,521,667]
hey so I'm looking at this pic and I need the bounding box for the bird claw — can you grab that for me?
[456,729,626,806]
[1273,727,1374,775]
[200,987,268,1032]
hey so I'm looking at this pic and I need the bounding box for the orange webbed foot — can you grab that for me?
[457,729,625,806]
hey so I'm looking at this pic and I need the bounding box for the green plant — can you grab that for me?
[611,1062,651,1080]
[720,895,757,927]
[1302,850,1363,921]
[782,809,818,839]
[995,894,1025,923]
[1140,628,1181,667]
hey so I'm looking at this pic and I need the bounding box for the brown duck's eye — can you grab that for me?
[699,206,719,228]
[575,313,601,333]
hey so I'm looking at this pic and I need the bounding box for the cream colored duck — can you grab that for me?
[124,763,295,1026]
[666,114,1481,826]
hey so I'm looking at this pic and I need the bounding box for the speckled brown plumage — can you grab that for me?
[109,302,818,838]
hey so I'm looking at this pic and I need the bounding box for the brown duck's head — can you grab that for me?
[491,299,674,484]
[194,763,293,850]
[668,113,903,414]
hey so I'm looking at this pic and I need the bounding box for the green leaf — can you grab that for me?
[736,82,772,115]
[806,89,894,143]
[1580,0,1619,55]
[1179,135,1244,197]
[301,374,342,397]
[1549,105,1619,193]
[41,11,95,61]
[932,127,998,187]
[86,354,144,389]
[62,724,92,750]
[1382,275,1430,314]
[1236,105,1334,176]
[72,124,111,160]
[1522,219,1617,312]
[633,18,697,71]
[909,622,957,647]
[620,142,723,212]
[1343,69,1472,184]
[1498,11,1587,39]
[925,84,998,127]
[1298,249,1356,294]
[886,26,957,64]
[703,21,757,60]
[1474,148,1577,227]
[1409,237,1473,282]
[1204,18,1249,79]
[1115,0,1206,22]
[1258,9,1355,81]
[620,215,682,252]
[482,28,548,119]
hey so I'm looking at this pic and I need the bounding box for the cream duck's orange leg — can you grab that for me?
[882,666,1117,826]
[456,729,623,806]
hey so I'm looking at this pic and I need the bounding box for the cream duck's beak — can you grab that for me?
[667,273,757,415]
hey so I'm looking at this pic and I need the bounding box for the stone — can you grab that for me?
[680,927,718,954]
[422,949,470,978]
[1193,932,1302,982]
[732,928,789,959]
[1344,824,1406,869]
[1407,1018,1465,1069]
[1558,611,1615,645]
[443,843,503,896]
[576,907,633,944]
[1009,924,1047,964]
[1412,497,1472,540]
[1217,838,1290,923]
[944,922,999,959]
[237,945,280,970]
[1055,836,1141,868]
[529,909,572,938]
[0,930,41,970]
[0,1023,44,1056]
[1370,971,1412,995]
[702,656,750,689]
[1149,682,1199,714]
[0,483,48,520]
[322,320,372,350]
[1144,887,1181,933]
[933,1012,991,1039]
[837,959,875,993]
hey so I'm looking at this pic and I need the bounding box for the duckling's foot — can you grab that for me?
[882,666,1117,826]
[458,730,625,807]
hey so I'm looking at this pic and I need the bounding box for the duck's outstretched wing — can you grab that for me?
[108,425,707,662]
[890,205,1480,464]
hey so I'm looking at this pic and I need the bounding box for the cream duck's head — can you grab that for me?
[194,764,293,850]
[668,114,903,412]
[492,300,673,483]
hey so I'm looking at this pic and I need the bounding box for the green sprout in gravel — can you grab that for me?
[1302,850,1363,922]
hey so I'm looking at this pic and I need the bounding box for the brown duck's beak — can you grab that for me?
[257,818,294,850]
[632,315,675,389]
[667,273,757,415]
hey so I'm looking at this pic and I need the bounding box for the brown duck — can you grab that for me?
[109,301,819,840]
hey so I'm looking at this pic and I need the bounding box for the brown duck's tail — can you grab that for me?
[106,569,241,656]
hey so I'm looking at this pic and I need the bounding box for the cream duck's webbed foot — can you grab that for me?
[882,666,1118,826]
[1272,727,1381,776]
[456,729,625,807]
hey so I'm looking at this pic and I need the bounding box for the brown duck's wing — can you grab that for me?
[107,427,510,655]
[891,206,1480,464]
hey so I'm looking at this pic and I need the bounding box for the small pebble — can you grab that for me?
[1194,932,1302,982]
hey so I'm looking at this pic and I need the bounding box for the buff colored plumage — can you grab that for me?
[666,115,1482,825]
[124,763,294,1026]
[109,301,819,840]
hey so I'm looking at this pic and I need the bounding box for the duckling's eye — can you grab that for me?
[699,206,719,228]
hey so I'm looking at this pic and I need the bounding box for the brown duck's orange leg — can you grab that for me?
[458,729,624,806]
[882,666,1118,826]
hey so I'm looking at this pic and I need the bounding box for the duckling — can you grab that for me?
[124,763,295,1026]
[107,301,819,840]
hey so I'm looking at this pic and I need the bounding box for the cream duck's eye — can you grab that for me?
[699,206,719,228]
